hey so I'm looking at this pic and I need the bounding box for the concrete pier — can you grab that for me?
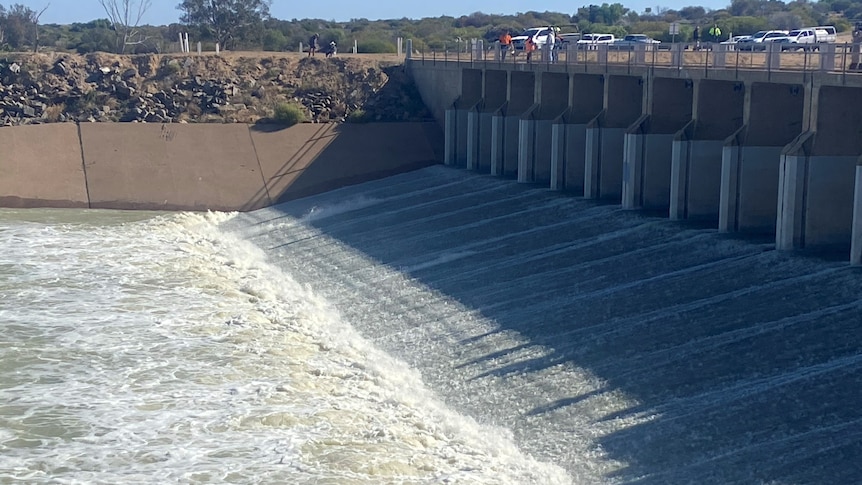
[777,86,862,253]
[670,80,745,221]
[476,70,508,173]
[518,71,568,185]
[550,74,604,195]
[719,82,804,234]
[622,77,693,211]
[498,71,536,178]
[585,75,644,201]
[446,69,482,168]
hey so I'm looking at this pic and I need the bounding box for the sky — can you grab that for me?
[9,0,734,26]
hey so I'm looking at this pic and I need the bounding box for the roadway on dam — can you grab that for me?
[222,165,862,484]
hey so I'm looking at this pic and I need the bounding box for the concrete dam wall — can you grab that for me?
[409,60,862,264]
[0,121,443,211]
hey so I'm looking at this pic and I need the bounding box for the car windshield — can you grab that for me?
[752,31,767,39]
[521,28,543,36]
[788,30,801,36]
[582,34,594,41]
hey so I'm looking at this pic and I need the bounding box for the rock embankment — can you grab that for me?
[0,52,431,126]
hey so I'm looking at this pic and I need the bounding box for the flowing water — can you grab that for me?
[3,164,862,484]
[0,208,569,484]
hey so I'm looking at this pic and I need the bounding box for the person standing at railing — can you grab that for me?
[525,35,537,63]
[693,26,700,50]
[547,27,556,63]
[499,31,512,60]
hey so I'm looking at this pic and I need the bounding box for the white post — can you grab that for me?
[215,42,220,55]
[197,41,202,55]
[354,39,358,54]
[184,33,190,54]
[178,33,184,52]
[397,37,403,56]
[299,42,303,53]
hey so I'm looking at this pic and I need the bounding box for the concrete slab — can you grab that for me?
[478,112,494,173]
[252,123,440,204]
[720,145,783,234]
[671,139,725,220]
[80,123,266,211]
[0,124,88,208]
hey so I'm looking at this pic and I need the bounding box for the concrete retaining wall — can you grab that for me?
[0,124,89,208]
[0,122,442,211]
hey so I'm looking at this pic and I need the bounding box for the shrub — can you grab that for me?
[357,39,396,53]
[346,109,369,123]
[273,102,306,125]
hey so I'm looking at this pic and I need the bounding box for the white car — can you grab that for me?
[736,30,788,50]
[511,27,555,53]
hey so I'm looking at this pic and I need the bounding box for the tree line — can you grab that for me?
[1,0,860,55]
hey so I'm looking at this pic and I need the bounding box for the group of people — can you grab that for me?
[307,33,337,58]
[498,26,558,63]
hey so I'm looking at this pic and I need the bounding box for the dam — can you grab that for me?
[2,50,862,482]
[222,165,862,483]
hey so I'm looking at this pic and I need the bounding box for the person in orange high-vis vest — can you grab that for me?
[499,31,512,60]
[525,35,536,62]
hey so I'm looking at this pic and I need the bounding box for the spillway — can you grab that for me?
[223,165,862,484]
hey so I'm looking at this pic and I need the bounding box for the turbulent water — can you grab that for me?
[3,164,862,484]
[0,208,569,484]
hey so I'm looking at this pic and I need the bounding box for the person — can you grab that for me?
[525,34,536,63]
[692,26,700,50]
[546,27,556,63]
[499,31,512,60]
[326,41,337,57]
[709,24,721,42]
[308,33,319,57]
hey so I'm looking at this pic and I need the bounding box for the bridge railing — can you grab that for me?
[414,41,862,76]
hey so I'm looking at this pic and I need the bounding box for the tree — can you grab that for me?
[0,5,6,48]
[98,0,153,53]
[0,3,47,52]
[177,0,271,50]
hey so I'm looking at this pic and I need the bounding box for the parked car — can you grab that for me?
[717,35,752,51]
[736,30,788,50]
[511,27,555,53]
[772,26,837,50]
[578,33,616,44]
[577,33,616,49]
[557,32,581,46]
[610,34,661,50]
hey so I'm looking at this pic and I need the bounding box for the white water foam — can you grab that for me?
[0,209,571,484]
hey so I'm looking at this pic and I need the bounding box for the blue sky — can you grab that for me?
[12,0,733,25]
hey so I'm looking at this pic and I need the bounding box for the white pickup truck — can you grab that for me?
[577,33,616,49]
[773,26,837,50]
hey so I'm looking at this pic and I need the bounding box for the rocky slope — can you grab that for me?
[0,52,432,126]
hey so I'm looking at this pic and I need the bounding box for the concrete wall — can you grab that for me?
[483,70,508,112]
[0,124,89,208]
[0,122,442,211]
[408,62,462,126]
[694,80,745,140]
[651,78,693,134]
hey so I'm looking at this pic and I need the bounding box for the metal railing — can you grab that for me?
[415,41,862,77]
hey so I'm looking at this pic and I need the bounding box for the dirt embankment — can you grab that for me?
[0,52,432,126]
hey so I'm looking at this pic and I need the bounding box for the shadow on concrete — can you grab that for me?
[243,166,862,484]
